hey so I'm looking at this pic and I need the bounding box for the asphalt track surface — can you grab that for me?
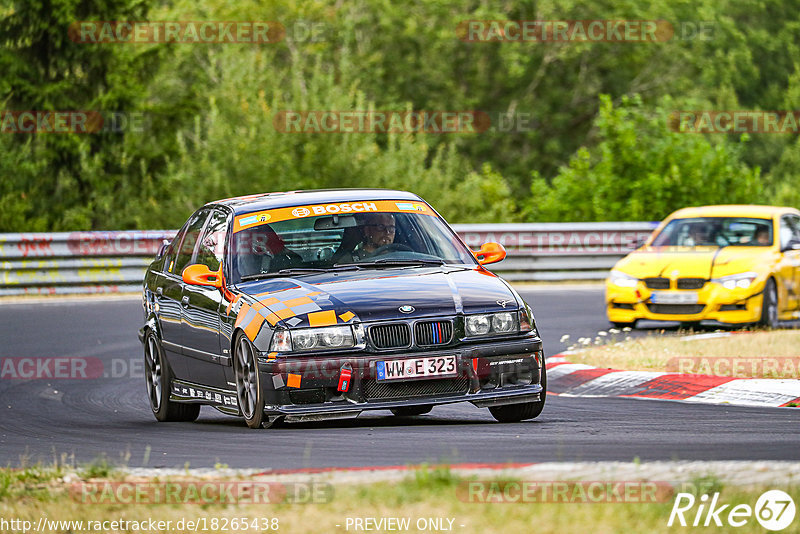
[1,287,797,469]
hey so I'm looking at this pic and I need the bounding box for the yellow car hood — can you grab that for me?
[615,246,773,279]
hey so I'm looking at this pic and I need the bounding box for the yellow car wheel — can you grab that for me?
[758,279,779,329]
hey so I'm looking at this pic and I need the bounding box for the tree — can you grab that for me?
[525,94,763,222]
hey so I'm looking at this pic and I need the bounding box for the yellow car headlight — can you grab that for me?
[609,270,638,288]
[711,272,758,290]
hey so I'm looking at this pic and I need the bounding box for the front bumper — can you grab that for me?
[256,336,544,419]
[606,279,766,324]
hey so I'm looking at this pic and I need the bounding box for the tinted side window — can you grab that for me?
[173,209,210,275]
[779,216,798,250]
[161,226,188,274]
[195,210,229,271]
[789,216,800,243]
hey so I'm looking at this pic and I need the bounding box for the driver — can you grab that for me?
[754,226,771,245]
[351,212,396,261]
[686,223,714,246]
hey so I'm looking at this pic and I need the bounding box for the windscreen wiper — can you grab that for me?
[240,265,360,281]
[335,258,447,268]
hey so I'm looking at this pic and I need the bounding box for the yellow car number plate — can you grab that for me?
[650,291,698,304]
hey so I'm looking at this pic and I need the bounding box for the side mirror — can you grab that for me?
[474,242,506,265]
[182,264,223,288]
[782,240,800,252]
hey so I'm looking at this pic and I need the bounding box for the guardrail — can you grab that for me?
[0,222,657,296]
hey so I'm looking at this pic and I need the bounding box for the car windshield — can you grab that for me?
[228,204,477,283]
[650,217,773,248]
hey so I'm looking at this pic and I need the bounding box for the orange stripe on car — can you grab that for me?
[308,309,337,327]
[234,302,252,328]
[244,315,266,341]
[283,296,314,307]
[276,307,297,320]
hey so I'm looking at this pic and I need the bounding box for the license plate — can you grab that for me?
[376,356,457,381]
[650,291,698,304]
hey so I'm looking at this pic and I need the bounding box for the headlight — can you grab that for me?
[712,272,758,290]
[609,270,638,288]
[292,330,318,350]
[465,312,520,337]
[321,327,348,347]
[465,315,491,335]
[269,326,355,352]
[492,312,515,332]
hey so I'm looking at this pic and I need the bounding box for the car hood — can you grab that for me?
[234,266,518,327]
[615,246,775,279]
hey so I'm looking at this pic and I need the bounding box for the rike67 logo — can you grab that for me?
[668,490,796,531]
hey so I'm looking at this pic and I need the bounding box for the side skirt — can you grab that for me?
[170,378,239,414]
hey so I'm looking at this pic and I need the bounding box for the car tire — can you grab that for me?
[611,320,637,329]
[144,329,200,422]
[759,278,779,329]
[390,405,433,417]
[233,332,267,429]
[489,364,547,423]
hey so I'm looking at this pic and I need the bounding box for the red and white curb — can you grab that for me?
[547,354,800,408]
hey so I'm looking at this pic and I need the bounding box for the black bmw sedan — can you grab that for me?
[139,189,546,428]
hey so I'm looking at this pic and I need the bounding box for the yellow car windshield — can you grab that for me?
[651,217,773,248]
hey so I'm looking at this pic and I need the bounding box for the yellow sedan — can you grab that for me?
[606,205,800,328]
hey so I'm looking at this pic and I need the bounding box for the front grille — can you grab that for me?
[414,320,453,346]
[363,377,470,400]
[644,277,671,289]
[677,278,706,290]
[369,323,411,349]
[647,304,705,315]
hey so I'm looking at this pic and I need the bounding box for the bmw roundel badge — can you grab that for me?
[399,305,415,314]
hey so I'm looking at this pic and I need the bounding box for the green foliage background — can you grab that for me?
[0,0,798,231]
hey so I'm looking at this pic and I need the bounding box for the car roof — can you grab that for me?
[668,205,799,219]
[206,189,424,215]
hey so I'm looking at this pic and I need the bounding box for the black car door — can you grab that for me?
[160,208,210,379]
[181,208,230,388]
